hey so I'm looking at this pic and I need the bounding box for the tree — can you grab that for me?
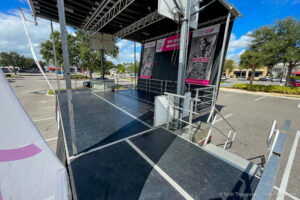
[0,51,22,74]
[249,25,280,72]
[117,64,125,73]
[275,17,300,86]
[224,59,234,76]
[126,62,140,74]
[240,49,263,84]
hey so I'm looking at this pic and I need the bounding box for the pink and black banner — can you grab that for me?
[186,24,220,85]
[140,41,156,79]
[156,33,191,53]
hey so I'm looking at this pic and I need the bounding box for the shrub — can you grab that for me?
[48,90,55,95]
[70,74,88,79]
[232,84,300,95]
[5,74,12,77]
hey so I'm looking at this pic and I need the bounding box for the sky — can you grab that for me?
[0,0,299,65]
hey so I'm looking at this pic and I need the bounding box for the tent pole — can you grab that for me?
[176,0,191,96]
[215,9,231,92]
[134,42,136,88]
[57,0,77,155]
[50,20,60,95]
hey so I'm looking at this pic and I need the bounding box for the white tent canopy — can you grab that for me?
[0,71,69,200]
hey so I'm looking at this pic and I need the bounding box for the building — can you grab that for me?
[109,68,119,77]
[225,64,268,80]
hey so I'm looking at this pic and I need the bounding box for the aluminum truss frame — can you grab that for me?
[82,0,111,30]
[115,11,165,38]
[89,0,135,37]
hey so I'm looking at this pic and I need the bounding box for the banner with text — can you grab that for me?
[156,33,191,53]
[140,41,156,79]
[186,24,220,85]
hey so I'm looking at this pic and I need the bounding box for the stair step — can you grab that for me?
[203,143,263,177]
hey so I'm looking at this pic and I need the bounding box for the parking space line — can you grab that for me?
[33,117,55,122]
[276,131,300,200]
[215,113,233,124]
[274,186,300,200]
[297,103,300,108]
[254,96,266,102]
[224,93,236,97]
[45,137,58,142]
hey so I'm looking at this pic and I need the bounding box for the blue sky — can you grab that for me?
[0,0,299,64]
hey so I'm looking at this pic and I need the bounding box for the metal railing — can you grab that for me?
[92,78,136,92]
[204,107,237,149]
[164,92,237,149]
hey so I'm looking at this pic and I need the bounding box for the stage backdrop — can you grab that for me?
[140,41,156,79]
[186,24,220,85]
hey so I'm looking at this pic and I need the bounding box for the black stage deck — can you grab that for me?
[58,89,259,199]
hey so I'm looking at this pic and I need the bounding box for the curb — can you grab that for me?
[220,87,300,100]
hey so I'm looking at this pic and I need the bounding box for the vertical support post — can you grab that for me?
[57,0,77,155]
[204,114,217,146]
[215,10,231,96]
[134,42,136,89]
[50,20,60,94]
[101,49,104,80]
[166,95,170,130]
[188,99,194,141]
[176,0,191,96]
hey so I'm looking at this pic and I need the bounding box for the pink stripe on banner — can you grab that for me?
[186,79,209,85]
[140,75,151,79]
[0,144,41,162]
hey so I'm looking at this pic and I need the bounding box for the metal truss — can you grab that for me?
[115,11,164,39]
[82,1,111,30]
[89,0,135,37]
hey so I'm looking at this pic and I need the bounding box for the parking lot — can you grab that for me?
[8,73,300,199]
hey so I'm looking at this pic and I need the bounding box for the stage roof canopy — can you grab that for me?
[28,0,241,43]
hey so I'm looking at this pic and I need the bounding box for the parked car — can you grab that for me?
[1,68,10,73]
[271,77,280,82]
[289,79,300,87]
[259,76,270,81]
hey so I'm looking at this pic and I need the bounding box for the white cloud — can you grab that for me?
[108,39,141,64]
[227,32,252,53]
[226,32,252,63]
[0,10,73,60]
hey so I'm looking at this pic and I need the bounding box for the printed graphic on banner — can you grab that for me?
[186,24,220,85]
[156,33,191,53]
[140,41,156,79]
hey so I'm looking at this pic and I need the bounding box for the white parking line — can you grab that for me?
[276,131,300,200]
[274,186,300,200]
[297,103,300,108]
[214,113,233,124]
[224,93,236,97]
[33,117,55,122]
[45,137,58,142]
[254,96,266,102]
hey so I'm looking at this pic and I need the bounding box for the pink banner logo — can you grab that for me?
[145,62,152,67]
[186,79,209,85]
[0,144,41,162]
[193,57,210,63]
[140,75,151,79]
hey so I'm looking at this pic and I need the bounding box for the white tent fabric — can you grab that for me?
[0,70,69,200]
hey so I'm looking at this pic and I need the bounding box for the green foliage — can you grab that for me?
[48,90,55,95]
[240,49,263,84]
[224,59,234,73]
[117,64,125,73]
[70,74,88,79]
[291,76,300,80]
[0,51,38,71]
[232,84,300,95]
[5,74,12,77]
[126,62,140,73]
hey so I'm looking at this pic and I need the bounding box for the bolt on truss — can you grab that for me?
[115,11,164,38]
[89,0,135,37]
